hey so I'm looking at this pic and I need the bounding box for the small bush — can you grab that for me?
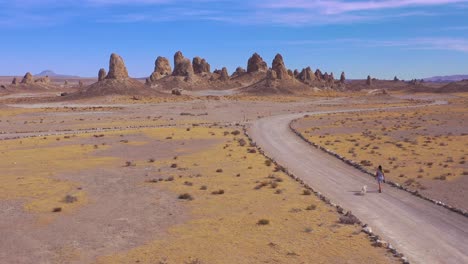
[148,158,155,163]
[166,176,174,181]
[264,160,272,167]
[178,193,193,200]
[211,189,225,195]
[302,189,312,195]
[63,195,77,204]
[306,204,317,210]
[257,219,270,225]
[200,185,207,190]
[238,138,247,147]
[52,207,62,213]
[231,130,241,136]
[170,163,178,168]
[184,181,193,186]
[216,169,223,173]
[275,189,283,194]
[124,161,134,167]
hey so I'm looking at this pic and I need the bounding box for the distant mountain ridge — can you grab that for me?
[423,74,468,83]
[35,70,80,78]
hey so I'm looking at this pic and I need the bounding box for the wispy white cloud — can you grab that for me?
[283,37,468,52]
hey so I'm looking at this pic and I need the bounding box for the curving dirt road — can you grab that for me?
[248,107,468,264]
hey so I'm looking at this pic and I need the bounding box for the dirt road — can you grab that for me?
[249,108,468,264]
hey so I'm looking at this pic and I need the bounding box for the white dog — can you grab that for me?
[360,185,367,195]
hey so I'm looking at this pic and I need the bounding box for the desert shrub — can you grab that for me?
[306,204,317,210]
[216,169,223,173]
[302,189,312,195]
[166,176,174,181]
[63,195,77,204]
[148,158,155,163]
[200,185,207,190]
[265,160,272,167]
[178,193,193,200]
[360,160,373,166]
[170,163,178,168]
[231,130,241,136]
[304,227,313,233]
[404,178,415,185]
[52,207,62,213]
[184,181,193,186]
[238,138,247,146]
[275,189,283,194]
[257,219,270,225]
[124,161,134,167]
[211,189,225,195]
[247,148,256,153]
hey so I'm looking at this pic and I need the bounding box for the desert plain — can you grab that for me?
[0,52,467,264]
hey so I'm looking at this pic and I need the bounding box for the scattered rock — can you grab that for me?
[98,68,107,81]
[247,52,268,73]
[272,54,290,80]
[106,53,129,80]
[192,56,211,74]
[21,72,34,84]
[172,51,193,77]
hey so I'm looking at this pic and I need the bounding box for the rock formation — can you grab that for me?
[329,73,335,82]
[340,72,346,84]
[315,69,323,81]
[78,80,84,87]
[147,56,172,83]
[106,53,129,80]
[298,67,315,84]
[271,54,290,80]
[21,72,33,84]
[35,76,50,84]
[192,57,210,74]
[220,67,229,81]
[11,77,18,85]
[98,68,107,81]
[231,67,246,78]
[64,80,69,86]
[394,76,399,82]
[323,72,330,83]
[293,69,299,78]
[287,69,294,78]
[366,75,372,86]
[247,53,268,73]
[172,51,193,77]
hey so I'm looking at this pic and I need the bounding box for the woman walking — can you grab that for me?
[376,165,385,193]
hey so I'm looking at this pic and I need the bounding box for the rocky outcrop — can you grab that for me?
[98,68,107,81]
[247,53,268,73]
[11,77,18,85]
[340,72,346,84]
[293,69,299,78]
[220,67,229,81]
[394,76,399,82]
[172,51,193,77]
[106,53,129,80]
[231,67,246,78]
[329,72,335,82]
[78,80,84,87]
[35,76,50,84]
[298,67,315,84]
[287,69,294,78]
[315,69,323,81]
[366,75,372,86]
[272,54,290,80]
[147,56,172,83]
[21,72,34,84]
[323,72,330,83]
[192,57,210,74]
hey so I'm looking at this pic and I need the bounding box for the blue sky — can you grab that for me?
[0,0,467,79]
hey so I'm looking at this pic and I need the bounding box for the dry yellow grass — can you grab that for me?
[95,127,396,264]
[0,135,117,217]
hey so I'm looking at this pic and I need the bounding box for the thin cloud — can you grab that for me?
[283,37,468,52]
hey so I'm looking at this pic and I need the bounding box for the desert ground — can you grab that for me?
[1,52,467,264]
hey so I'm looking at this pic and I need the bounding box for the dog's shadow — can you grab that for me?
[350,190,379,196]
